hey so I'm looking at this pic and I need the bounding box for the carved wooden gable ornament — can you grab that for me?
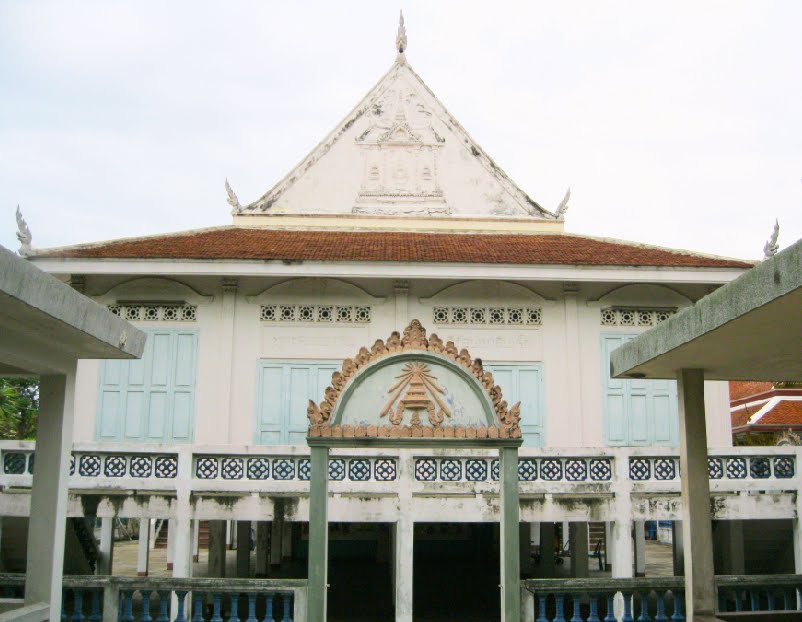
[307,320,522,440]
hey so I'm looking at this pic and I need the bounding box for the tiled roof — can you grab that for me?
[732,400,802,429]
[729,381,774,402]
[34,228,753,268]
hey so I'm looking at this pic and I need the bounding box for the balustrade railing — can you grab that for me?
[0,575,307,622]
[523,575,802,621]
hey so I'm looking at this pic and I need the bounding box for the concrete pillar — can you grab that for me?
[672,521,685,576]
[500,446,521,622]
[716,520,745,575]
[166,518,176,571]
[271,504,285,566]
[192,520,200,562]
[562,284,584,443]
[520,523,532,575]
[208,520,227,578]
[307,445,329,622]
[677,368,716,618]
[25,371,75,621]
[394,514,413,622]
[97,517,114,575]
[282,521,293,560]
[236,520,251,578]
[604,522,613,571]
[634,520,646,577]
[256,522,269,576]
[538,522,556,578]
[137,519,150,576]
[569,522,589,578]
[170,457,193,615]
[219,277,238,443]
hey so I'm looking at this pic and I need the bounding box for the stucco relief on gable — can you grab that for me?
[353,82,448,216]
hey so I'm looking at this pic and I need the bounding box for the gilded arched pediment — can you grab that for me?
[307,320,521,439]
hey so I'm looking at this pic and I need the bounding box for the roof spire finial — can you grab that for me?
[396,10,407,63]
[763,218,780,259]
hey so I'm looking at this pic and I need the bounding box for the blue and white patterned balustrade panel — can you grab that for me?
[191,455,397,482]
[627,455,796,482]
[413,456,614,483]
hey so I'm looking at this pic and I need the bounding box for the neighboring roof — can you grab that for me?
[730,381,802,433]
[729,381,773,402]
[610,239,802,381]
[0,245,145,375]
[31,227,753,269]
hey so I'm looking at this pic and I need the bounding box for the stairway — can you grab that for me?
[153,519,210,550]
[588,521,607,569]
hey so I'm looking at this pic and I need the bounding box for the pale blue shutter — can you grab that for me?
[97,329,198,443]
[256,365,284,444]
[484,364,545,447]
[602,334,679,446]
[256,361,338,446]
[170,331,197,441]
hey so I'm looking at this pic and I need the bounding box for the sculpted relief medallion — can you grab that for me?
[307,320,521,439]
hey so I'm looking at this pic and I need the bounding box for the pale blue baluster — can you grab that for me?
[72,588,85,622]
[536,594,548,622]
[281,594,292,622]
[655,591,667,622]
[192,594,204,622]
[570,594,582,622]
[263,595,275,622]
[175,591,188,622]
[671,591,685,622]
[604,593,617,622]
[637,592,650,622]
[210,594,223,622]
[553,593,566,622]
[767,589,775,611]
[244,594,257,622]
[121,591,134,622]
[156,591,170,622]
[622,592,634,622]
[227,594,239,622]
[718,590,727,613]
[734,590,743,612]
[89,589,102,622]
[588,594,600,622]
[141,591,153,622]
[782,589,792,611]
[749,589,759,612]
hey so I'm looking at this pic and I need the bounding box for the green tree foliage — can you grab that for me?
[0,378,39,440]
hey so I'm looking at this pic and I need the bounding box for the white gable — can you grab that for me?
[239,57,555,220]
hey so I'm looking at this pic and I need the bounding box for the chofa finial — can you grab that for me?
[763,218,779,259]
[15,205,32,256]
[225,178,242,211]
[555,187,571,219]
[396,11,407,62]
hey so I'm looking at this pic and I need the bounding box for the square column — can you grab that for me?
[307,445,329,622]
[537,522,556,578]
[394,514,413,622]
[25,371,75,621]
[97,517,114,575]
[499,446,520,622]
[208,520,227,577]
[672,521,684,576]
[677,368,716,618]
[568,522,589,578]
[236,520,251,577]
[255,522,269,576]
[634,520,646,577]
[137,519,150,576]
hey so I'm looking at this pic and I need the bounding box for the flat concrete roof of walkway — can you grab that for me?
[0,245,145,375]
[611,239,802,381]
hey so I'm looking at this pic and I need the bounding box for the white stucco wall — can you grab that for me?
[70,276,734,449]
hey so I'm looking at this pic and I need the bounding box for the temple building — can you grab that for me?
[3,15,799,622]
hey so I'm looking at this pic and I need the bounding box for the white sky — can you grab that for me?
[1,1,800,260]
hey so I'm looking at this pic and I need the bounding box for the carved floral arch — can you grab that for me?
[307,320,521,440]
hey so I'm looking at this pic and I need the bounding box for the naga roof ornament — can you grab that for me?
[396,11,407,62]
[307,319,522,439]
